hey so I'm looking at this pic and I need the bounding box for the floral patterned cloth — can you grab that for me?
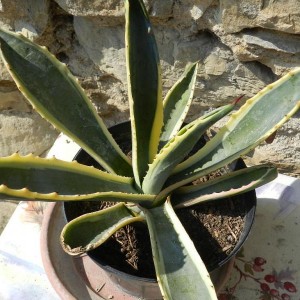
[220,174,300,300]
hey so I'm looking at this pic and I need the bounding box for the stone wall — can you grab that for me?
[0,0,299,176]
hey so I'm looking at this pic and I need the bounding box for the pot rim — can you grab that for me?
[42,202,236,298]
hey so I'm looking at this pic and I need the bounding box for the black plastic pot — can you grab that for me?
[64,121,256,299]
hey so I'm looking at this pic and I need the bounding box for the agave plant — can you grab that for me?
[0,0,299,299]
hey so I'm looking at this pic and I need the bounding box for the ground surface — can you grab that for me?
[0,201,18,234]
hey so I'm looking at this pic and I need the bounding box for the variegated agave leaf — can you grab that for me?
[0,28,132,177]
[144,199,217,299]
[159,62,199,148]
[143,103,236,195]
[172,164,278,209]
[61,203,144,255]
[156,68,300,201]
[125,0,163,187]
[0,154,154,206]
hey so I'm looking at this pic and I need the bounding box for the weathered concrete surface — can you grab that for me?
[0,201,17,234]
